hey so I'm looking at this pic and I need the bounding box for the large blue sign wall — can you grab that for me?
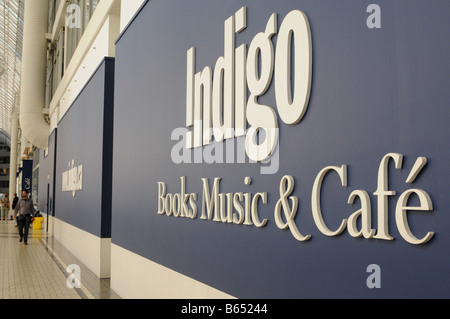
[112,1,449,298]
[55,58,114,238]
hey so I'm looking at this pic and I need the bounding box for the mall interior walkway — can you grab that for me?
[0,220,120,299]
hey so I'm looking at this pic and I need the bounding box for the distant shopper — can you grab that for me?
[13,190,35,245]
[12,193,19,227]
[12,193,18,210]
[0,193,9,223]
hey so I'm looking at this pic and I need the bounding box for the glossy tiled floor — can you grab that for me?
[0,220,120,299]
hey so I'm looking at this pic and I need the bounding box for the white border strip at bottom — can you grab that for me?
[110,243,236,299]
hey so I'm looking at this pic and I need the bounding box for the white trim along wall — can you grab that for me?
[46,214,111,279]
[110,244,235,299]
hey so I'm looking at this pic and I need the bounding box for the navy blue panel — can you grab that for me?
[55,58,114,238]
[112,1,450,298]
[38,129,57,216]
[21,160,32,193]
[101,59,115,238]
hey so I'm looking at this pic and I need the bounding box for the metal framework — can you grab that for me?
[0,0,23,142]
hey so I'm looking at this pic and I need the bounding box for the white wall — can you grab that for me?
[50,216,111,279]
[120,0,146,32]
[49,0,120,131]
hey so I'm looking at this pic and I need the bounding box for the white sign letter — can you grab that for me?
[275,10,312,125]
[395,189,434,244]
[311,165,348,236]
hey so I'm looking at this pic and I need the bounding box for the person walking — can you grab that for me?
[0,193,9,223]
[13,190,35,245]
[11,193,18,225]
[0,194,3,222]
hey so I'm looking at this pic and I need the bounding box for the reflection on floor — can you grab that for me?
[0,220,120,299]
